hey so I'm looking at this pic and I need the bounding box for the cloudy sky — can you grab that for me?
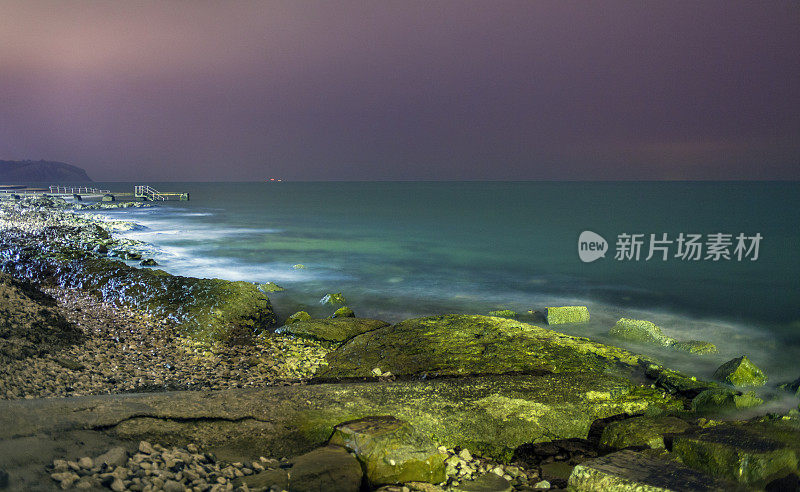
[1,1,798,181]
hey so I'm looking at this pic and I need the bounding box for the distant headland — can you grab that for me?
[0,160,92,182]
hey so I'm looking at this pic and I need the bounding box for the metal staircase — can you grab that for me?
[134,185,168,201]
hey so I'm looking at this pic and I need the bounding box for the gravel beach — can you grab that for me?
[1,285,330,400]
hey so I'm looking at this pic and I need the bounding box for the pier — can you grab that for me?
[0,185,189,201]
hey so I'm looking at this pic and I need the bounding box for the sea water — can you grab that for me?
[82,181,800,394]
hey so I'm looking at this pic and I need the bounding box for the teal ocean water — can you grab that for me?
[85,181,800,391]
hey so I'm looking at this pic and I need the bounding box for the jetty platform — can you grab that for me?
[0,185,189,202]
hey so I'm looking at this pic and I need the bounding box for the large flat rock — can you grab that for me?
[0,373,680,479]
[316,315,655,380]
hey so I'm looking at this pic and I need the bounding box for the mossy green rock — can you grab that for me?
[276,318,389,343]
[487,309,517,319]
[318,315,651,379]
[320,292,346,305]
[609,318,674,347]
[258,282,285,293]
[333,306,355,318]
[568,449,743,491]
[329,416,445,486]
[600,416,692,450]
[691,388,763,413]
[778,377,800,397]
[671,340,718,355]
[545,306,589,324]
[672,417,800,485]
[285,310,312,325]
[712,356,767,387]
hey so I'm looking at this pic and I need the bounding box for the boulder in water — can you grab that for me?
[333,306,355,318]
[609,318,674,347]
[713,356,767,387]
[672,340,718,355]
[545,306,589,325]
[320,292,347,305]
[487,309,518,319]
[258,282,284,293]
[285,311,312,325]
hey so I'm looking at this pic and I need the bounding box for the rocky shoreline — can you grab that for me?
[1,195,799,491]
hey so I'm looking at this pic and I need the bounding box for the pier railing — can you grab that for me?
[48,186,110,195]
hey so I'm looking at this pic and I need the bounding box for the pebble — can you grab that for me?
[439,447,539,491]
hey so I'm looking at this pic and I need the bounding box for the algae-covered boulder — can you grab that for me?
[318,315,649,380]
[671,340,718,355]
[2,253,276,344]
[139,258,158,267]
[258,281,284,293]
[672,417,800,486]
[609,318,674,347]
[778,377,800,398]
[329,416,445,486]
[320,292,346,305]
[276,318,389,344]
[545,306,589,325]
[333,306,355,318]
[712,356,767,387]
[691,388,763,413]
[238,445,362,492]
[286,310,312,325]
[0,272,83,361]
[600,416,692,450]
[568,449,743,492]
[487,309,517,319]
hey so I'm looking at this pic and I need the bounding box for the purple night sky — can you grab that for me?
[1,1,798,181]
